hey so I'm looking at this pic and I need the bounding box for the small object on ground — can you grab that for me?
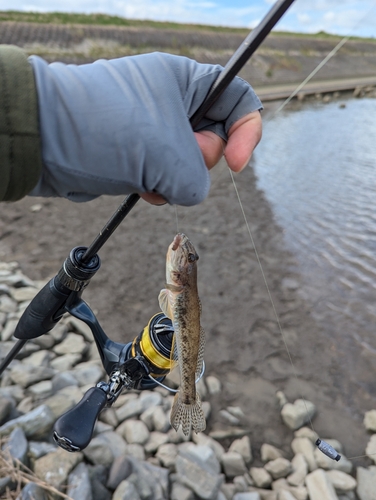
[316,438,341,461]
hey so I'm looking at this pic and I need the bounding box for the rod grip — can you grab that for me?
[53,387,108,452]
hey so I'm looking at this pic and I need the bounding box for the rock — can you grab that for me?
[67,462,93,500]
[28,441,57,460]
[0,385,25,403]
[209,428,249,440]
[0,404,54,439]
[34,447,83,489]
[233,494,261,500]
[170,482,195,500]
[11,286,38,302]
[156,443,178,469]
[180,443,221,475]
[281,399,316,430]
[278,491,298,500]
[272,478,308,500]
[139,390,163,410]
[287,453,308,486]
[0,477,14,495]
[152,405,170,432]
[9,364,55,388]
[139,405,157,430]
[326,470,357,492]
[220,409,240,425]
[261,443,284,462]
[50,353,82,371]
[192,431,225,461]
[107,455,133,490]
[51,372,78,392]
[233,475,249,492]
[364,409,376,433]
[67,317,94,341]
[115,398,144,422]
[291,437,317,472]
[264,457,292,479]
[83,431,127,466]
[23,349,54,367]
[94,421,113,434]
[229,435,253,465]
[221,483,237,500]
[28,380,53,399]
[15,482,49,500]
[357,466,376,500]
[250,467,273,488]
[122,419,150,445]
[314,447,352,473]
[100,408,119,428]
[112,480,141,500]
[73,361,104,387]
[3,426,28,465]
[306,468,338,500]
[221,451,247,478]
[366,434,376,463]
[294,426,319,443]
[206,375,222,395]
[43,387,82,419]
[53,332,87,355]
[144,431,170,454]
[2,318,19,340]
[0,295,17,313]
[175,453,223,500]
[124,443,145,461]
[0,397,13,424]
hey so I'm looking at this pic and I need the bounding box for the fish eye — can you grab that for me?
[188,253,197,263]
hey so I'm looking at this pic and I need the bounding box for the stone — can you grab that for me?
[314,448,352,473]
[140,460,169,499]
[3,426,28,465]
[28,441,57,460]
[366,434,376,464]
[272,478,308,500]
[1,318,19,340]
[264,457,292,479]
[67,462,93,500]
[357,466,376,500]
[281,399,316,430]
[49,323,68,343]
[306,468,338,500]
[291,437,317,472]
[139,405,157,430]
[220,409,240,425]
[175,454,224,500]
[107,455,133,490]
[23,349,54,367]
[192,431,225,460]
[155,443,178,469]
[0,385,24,403]
[294,426,319,443]
[250,467,272,488]
[51,372,78,392]
[0,295,17,313]
[34,448,83,489]
[287,453,308,486]
[139,390,163,410]
[0,397,13,424]
[326,470,357,492]
[15,482,49,500]
[9,364,55,388]
[170,482,195,500]
[221,451,247,478]
[0,404,54,439]
[209,428,249,440]
[31,334,55,349]
[11,287,38,302]
[100,407,119,428]
[221,483,237,500]
[144,431,170,454]
[233,475,248,492]
[278,492,298,500]
[122,419,150,445]
[115,398,144,422]
[206,375,221,395]
[28,380,53,399]
[229,435,253,465]
[276,391,288,408]
[67,316,94,341]
[364,409,376,433]
[233,494,261,500]
[43,389,81,419]
[152,405,170,432]
[50,353,82,371]
[261,443,284,462]
[72,361,104,387]
[112,480,141,500]
[124,443,145,461]
[54,332,87,355]
[83,431,127,466]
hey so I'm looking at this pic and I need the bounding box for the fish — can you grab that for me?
[158,233,206,436]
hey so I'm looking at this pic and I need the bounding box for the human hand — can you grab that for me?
[29,52,263,206]
[141,110,262,205]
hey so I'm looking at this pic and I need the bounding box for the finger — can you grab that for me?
[194,130,225,170]
[225,111,262,172]
[140,192,167,205]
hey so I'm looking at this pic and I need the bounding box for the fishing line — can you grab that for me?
[174,205,180,234]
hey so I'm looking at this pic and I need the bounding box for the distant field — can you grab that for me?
[1,10,375,42]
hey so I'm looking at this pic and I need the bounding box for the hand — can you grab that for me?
[140,110,262,205]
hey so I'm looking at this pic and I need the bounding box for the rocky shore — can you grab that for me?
[1,261,376,500]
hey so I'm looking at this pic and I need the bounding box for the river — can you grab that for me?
[254,96,376,400]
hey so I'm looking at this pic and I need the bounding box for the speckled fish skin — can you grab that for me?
[158,233,206,436]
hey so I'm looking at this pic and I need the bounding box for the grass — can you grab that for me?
[1,10,376,43]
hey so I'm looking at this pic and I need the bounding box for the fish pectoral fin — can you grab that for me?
[195,326,206,380]
[158,289,174,319]
[170,392,206,436]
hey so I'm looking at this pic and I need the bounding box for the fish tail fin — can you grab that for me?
[170,392,206,436]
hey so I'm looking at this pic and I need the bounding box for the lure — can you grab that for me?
[316,438,341,461]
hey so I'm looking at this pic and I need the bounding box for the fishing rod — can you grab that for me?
[0,0,297,452]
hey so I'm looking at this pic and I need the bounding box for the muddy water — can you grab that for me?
[255,97,376,400]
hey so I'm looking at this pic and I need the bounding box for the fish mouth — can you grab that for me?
[172,233,187,251]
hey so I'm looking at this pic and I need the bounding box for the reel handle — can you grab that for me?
[53,387,107,452]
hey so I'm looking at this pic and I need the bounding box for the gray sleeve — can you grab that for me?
[28,52,262,206]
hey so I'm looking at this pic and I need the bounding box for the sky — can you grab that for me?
[1,0,376,38]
